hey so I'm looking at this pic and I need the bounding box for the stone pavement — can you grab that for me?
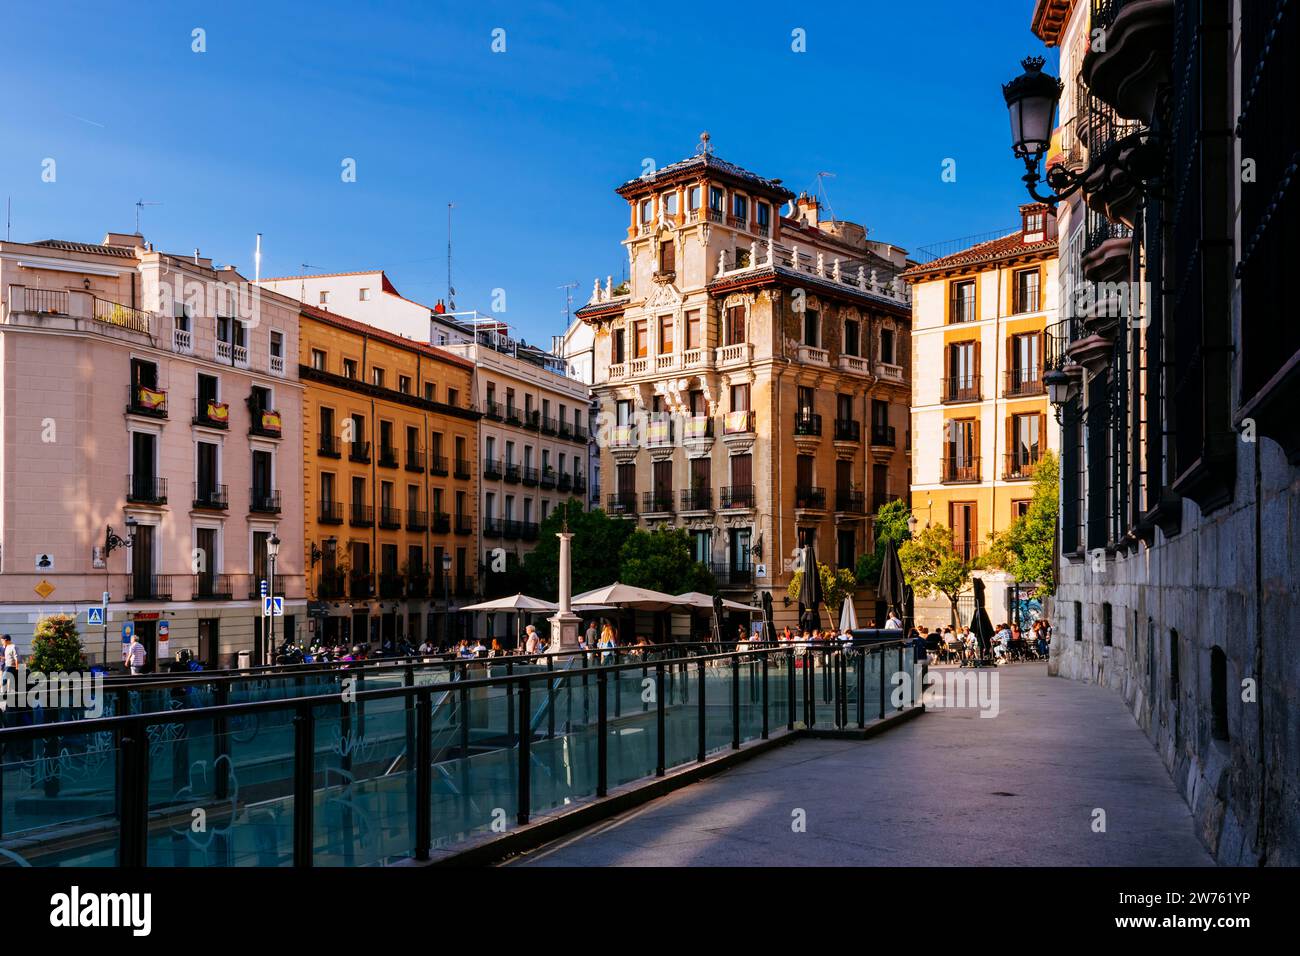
[512,663,1213,866]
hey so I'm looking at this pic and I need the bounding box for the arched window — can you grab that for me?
[1210,646,1229,741]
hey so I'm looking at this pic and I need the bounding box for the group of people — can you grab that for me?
[911,619,1052,665]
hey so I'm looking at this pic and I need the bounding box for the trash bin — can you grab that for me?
[237,650,252,670]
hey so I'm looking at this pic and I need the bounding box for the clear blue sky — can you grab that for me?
[1,0,1054,346]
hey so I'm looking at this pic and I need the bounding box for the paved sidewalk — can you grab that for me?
[513,664,1212,866]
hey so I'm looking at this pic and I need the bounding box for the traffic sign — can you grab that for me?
[87,606,104,626]
[121,622,133,644]
[263,596,284,617]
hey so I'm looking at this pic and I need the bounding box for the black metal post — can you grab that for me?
[879,647,887,719]
[697,658,706,762]
[655,662,666,776]
[761,652,770,739]
[517,677,531,825]
[118,717,149,867]
[292,702,314,866]
[597,668,608,797]
[414,690,431,860]
[731,654,740,750]
[787,650,796,730]
[857,649,866,728]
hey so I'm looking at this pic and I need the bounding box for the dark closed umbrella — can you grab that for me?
[969,577,995,662]
[761,590,775,642]
[712,593,724,643]
[877,537,906,624]
[797,543,823,631]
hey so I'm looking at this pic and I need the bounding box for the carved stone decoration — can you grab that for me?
[644,281,682,312]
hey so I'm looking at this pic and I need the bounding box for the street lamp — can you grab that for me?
[441,551,453,646]
[1044,367,1084,425]
[267,533,281,664]
[1002,56,1069,204]
[102,516,138,665]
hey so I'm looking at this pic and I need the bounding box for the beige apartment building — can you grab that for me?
[579,139,913,630]
[902,205,1060,626]
[0,232,305,667]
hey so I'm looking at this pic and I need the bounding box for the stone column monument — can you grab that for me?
[548,529,581,652]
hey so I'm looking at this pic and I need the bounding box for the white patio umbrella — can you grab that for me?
[838,596,860,633]
[458,593,559,648]
[675,591,758,613]
[570,583,689,612]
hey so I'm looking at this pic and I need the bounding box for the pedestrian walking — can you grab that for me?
[125,633,148,674]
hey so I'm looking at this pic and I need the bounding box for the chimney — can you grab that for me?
[1020,202,1051,243]
[433,299,446,315]
[796,192,819,227]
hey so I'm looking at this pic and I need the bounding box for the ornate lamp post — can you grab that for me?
[102,516,137,665]
[1002,56,1068,203]
[266,533,281,664]
[441,550,453,646]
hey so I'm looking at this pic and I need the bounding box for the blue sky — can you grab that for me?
[1,0,1054,346]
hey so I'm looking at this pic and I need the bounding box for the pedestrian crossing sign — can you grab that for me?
[87,606,104,626]
[263,596,284,617]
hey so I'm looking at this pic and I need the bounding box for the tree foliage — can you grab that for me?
[855,498,914,584]
[786,562,858,623]
[899,523,971,615]
[981,449,1059,596]
[619,526,716,594]
[29,614,87,672]
[522,499,632,600]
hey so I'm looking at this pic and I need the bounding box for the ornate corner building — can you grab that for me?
[1030,0,1299,865]
[578,140,912,628]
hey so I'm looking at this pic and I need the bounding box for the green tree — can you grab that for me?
[981,449,1060,596]
[899,523,972,627]
[619,526,716,594]
[855,498,914,584]
[522,499,633,600]
[29,614,87,672]
[786,562,858,624]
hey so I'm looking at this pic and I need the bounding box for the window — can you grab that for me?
[725,305,746,345]
[950,501,977,562]
[756,202,770,231]
[837,529,855,570]
[950,280,976,323]
[359,287,370,301]
[446,387,459,407]
[1009,332,1042,390]
[688,186,701,211]
[686,309,701,350]
[692,530,711,563]
[612,328,626,364]
[1013,268,1040,313]
[880,327,896,365]
[709,186,724,212]
[640,198,653,223]
[424,382,435,401]
[662,192,678,217]
[946,341,980,400]
[658,314,674,353]
[311,349,327,371]
[1101,602,1113,647]
[633,320,648,358]
[945,418,978,482]
[1008,413,1044,476]
[319,290,330,305]
[372,367,385,388]
[343,358,357,379]
[659,239,675,273]
[269,330,284,362]
[730,383,750,412]
[731,193,747,222]
[803,308,819,347]
[398,375,411,394]
[1012,499,1031,519]
[844,318,859,356]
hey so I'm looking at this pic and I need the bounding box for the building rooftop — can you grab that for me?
[299,302,474,371]
[616,147,795,201]
[901,230,1057,280]
[29,238,139,259]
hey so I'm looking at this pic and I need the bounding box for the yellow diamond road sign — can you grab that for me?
[34,579,55,599]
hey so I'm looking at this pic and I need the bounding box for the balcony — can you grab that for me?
[405,448,426,472]
[431,512,451,534]
[484,459,503,480]
[485,401,503,421]
[349,572,374,600]
[872,493,891,515]
[557,472,572,492]
[504,462,521,484]
[503,519,521,540]
[406,509,427,532]
[875,362,905,383]
[349,503,374,528]
[317,571,347,600]
[720,485,755,510]
[127,474,167,505]
[349,441,371,464]
[683,416,714,443]
[870,424,896,447]
[835,490,866,514]
[455,576,477,598]
[722,410,755,435]
[710,563,753,588]
[1004,453,1044,481]
[192,398,230,429]
[941,376,982,404]
[126,384,168,419]
[573,475,587,495]
[454,459,472,480]
[523,410,541,431]
[215,338,250,368]
[318,432,341,458]
[250,408,283,438]
[521,465,539,486]
[541,416,558,435]
[643,490,674,514]
[941,457,982,484]
[192,573,234,601]
[1082,0,1175,126]
[127,574,174,602]
[250,488,281,514]
[406,572,430,599]
[377,445,399,469]
[715,342,754,368]
[483,517,503,539]
[647,418,674,447]
[797,344,830,367]
[833,419,861,442]
[95,298,151,333]
[794,486,826,510]
[558,419,572,439]
[318,501,343,524]
[539,469,557,490]
[378,572,404,599]
[378,506,402,530]
[611,425,638,448]
[571,422,588,443]
[607,492,637,516]
[430,455,449,476]
[794,411,822,436]
[1005,369,1045,398]
[454,514,473,535]
[521,521,539,541]
[504,407,521,426]
[680,488,713,512]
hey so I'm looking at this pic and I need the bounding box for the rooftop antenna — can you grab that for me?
[5,196,10,241]
[813,172,838,223]
[446,202,456,312]
[299,262,324,304]
[558,281,578,326]
[254,233,262,282]
[134,199,161,234]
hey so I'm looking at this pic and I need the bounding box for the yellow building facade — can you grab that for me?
[902,205,1059,625]
[298,304,479,647]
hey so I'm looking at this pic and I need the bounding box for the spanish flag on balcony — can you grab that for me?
[206,400,229,423]
[261,410,283,434]
[138,386,166,411]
